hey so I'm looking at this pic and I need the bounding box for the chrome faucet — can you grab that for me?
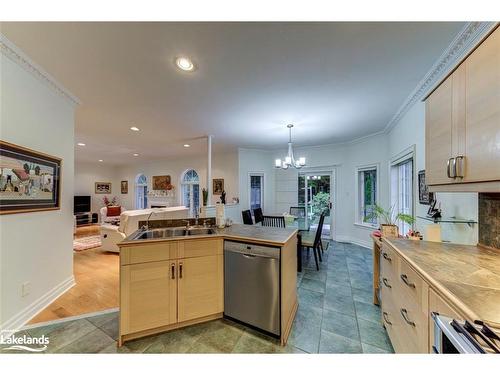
[194,214,199,226]
[182,219,190,229]
[143,210,157,231]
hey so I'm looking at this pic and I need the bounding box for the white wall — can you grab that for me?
[118,152,239,212]
[0,42,76,330]
[74,161,123,219]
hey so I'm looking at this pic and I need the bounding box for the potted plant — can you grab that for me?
[202,188,208,206]
[366,204,415,237]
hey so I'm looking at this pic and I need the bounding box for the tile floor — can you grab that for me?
[2,241,393,354]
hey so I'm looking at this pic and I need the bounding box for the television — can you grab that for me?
[74,195,91,214]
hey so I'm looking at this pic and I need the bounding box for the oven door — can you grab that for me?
[431,313,483,354]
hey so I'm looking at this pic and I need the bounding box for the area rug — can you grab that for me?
[73,235,101,252]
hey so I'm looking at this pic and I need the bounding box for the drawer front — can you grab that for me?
[394,296,429,353]
[380,288,403,353]
[121,242,176,265]
[380,244,398,280]
[179,238,223,259]
[397,258,428,309]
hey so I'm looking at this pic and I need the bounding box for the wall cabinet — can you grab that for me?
[119,239,223,345]
[425,27,500,191]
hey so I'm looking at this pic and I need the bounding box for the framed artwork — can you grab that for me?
[95,182,112,194]
[121,180,128,194]
[0,140,61,215]
[152,175,172,190]
[418,170,434,205]
[213,178,224,195]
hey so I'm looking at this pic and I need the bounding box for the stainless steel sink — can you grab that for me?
[132,226,215,240]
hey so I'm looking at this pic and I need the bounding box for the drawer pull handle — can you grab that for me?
[179,262,183,279]
[400,274,416,289]
[382,278,392,288]
[383,312,392,325]
[447,158,455,178]
[382,252,392,262]
[455,156,465,178]
[171,263,175,279]
[400,308,416,327]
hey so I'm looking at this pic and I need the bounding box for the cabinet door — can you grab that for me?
[425,76,454,185]
[177,255,223,322]
[120,261,177,335]
[464,27,500,182]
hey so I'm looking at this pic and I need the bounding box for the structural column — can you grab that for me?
[207,135,213,202]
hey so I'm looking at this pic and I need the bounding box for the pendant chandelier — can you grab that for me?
[274,124,306,169]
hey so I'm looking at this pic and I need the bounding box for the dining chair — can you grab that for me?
[242,210,253,225]
[262,215,286,228]
[300,213,325,270]
[253,207,264,224]
[289,206,306,219]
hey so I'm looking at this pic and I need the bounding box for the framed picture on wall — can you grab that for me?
[418,170,434,205]
[152,175,172,190]
[121,180,128,194]
[213,178,224,195]
[95,182,112,194]
[0,140,62,215]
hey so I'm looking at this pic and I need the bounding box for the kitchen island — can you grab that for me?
[117,223,298,347]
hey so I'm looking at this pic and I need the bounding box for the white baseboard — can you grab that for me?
[0,275,75,336]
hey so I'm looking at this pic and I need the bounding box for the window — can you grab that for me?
[249,173,264,214]
[391,157,414,235]
[357,166,378,225]
[181,169,200,217]
[135,174,148,209]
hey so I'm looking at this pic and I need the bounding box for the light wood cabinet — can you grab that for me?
[119,238,224,345]
[428,288,463,353]
[425,27,500,191]
[178,254,223,322]
[120,261,177,335]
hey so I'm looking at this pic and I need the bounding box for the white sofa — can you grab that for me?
[100,206,189,252]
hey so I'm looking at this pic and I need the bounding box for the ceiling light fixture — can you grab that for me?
[274,124,306,170]
[130,126,140,131]
[133,153,139,157]
[98,159,103,162]
[175,56,195,72]
[183,144,191,148]
[77,142,86,146]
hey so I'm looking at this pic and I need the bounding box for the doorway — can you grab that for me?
[181,169,200,217]
[135,173,148,209]
[298,171,334,238]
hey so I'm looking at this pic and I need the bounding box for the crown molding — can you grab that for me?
[0,34,81,106]
[383,21,497,134]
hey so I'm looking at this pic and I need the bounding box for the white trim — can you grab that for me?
[354,222,378,230]
[0,34,81,106]
[390,145,416,167]
[22,307,119,331]
[0,276,75,336]
[335,235,371,250]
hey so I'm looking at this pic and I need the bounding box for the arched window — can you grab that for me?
[181,169,200,217]
[135,174,148,209]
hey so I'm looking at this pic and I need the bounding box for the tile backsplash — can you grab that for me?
[478,193,500,249]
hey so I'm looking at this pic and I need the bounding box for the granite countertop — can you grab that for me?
[383,238,500,329]
[120,224,297,247]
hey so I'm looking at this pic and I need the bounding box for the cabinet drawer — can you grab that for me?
[394,297,429,353]
[380,244,397,278]
[397,259,428,309]
[380,287,403,353]
[121,242,177,265]
[179,238,223,258]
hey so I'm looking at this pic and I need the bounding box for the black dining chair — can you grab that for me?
[289,206,306,219]
[300,213,325,270]
[242,210,253,225]
[262,215,286,228]
[253,207,264,224]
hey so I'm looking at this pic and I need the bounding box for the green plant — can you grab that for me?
[311,192,330,217]
[202,188,208,206]
[366,203,415,226]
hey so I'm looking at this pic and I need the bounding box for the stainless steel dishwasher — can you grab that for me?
[224,240,280,336]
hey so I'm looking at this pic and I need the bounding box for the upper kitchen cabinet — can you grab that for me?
[425,27,500,192]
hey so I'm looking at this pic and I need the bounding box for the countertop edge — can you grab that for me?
[382,237,500,329]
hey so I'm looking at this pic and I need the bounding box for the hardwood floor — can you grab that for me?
[28,225,119,324]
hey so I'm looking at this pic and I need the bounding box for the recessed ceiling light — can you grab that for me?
[77,142,86,146]
[130,126,140,132]
[98,159,103,162]
[175,56,195,72]
[183,144,191,148]
[133,153,139,157]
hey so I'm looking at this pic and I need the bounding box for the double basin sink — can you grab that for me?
[133,225,217,240]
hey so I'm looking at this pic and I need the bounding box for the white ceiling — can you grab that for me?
[1,22,465,165]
